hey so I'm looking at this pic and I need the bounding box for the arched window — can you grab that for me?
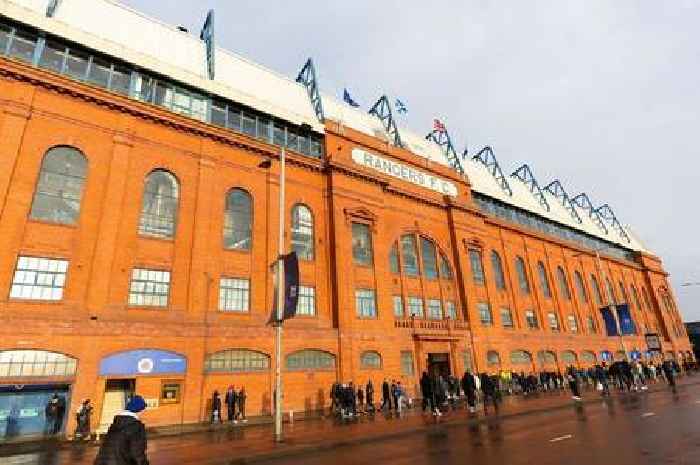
[561,350,577,365]
[223,189,252,251]
[469,249,485,285]
[510,350,532,365]
[30,146,88,225]
[439,253,453,280]
[486,350,501,366]
[360,351,382,369]
[537,350,557,365]
[537,262,552,298]
[400,235,419,277]
[630,285,642,311]
[389,242,400,274]
[491,251,506,290]
[139,170,179,238]
[580,351,596,364]
[515,256,530,294]
[421,238,438,279]
[204,349,269,373]
[286,349,335,371]
[591,275,603,306]
[291,204,314,260]
[0,350,77,377]
[556,267,571,300]
[574,271,587,303]
[605,278,617,305]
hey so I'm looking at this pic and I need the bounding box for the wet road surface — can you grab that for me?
[2,383,699,465]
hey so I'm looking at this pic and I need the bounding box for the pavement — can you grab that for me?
[1,378,698,465]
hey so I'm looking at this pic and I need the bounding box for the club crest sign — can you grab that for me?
[351,148,458,197]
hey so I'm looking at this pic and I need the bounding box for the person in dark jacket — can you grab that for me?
[225,386,237,423]
[94,395,149,465]
[662,360,676,390]
[480,373,498,414]
[366,380,375,413]
[420,372,432,413]
[381,379,391,410]
[236,387,247,422]
[461,371,477,413]
[75,399,93,440]
[211,391,223,424]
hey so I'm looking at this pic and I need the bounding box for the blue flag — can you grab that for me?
[615,304,636,335]
[343,89,360,108]
[395,99,407,114]
[600,307,619,336]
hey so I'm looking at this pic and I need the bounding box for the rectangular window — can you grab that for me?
[0,24,10,55]
[446,301,457,320]
[351,223,373,266]
[401,351,414,376]
[310,139,323,158]
[273,125,286,146]
[355,289,377,318]
[10,256,68,301]
[547,312,560,331]
[567,314,578,332]
[219,278,250,312]
[287,130,299,151]
[8,29,37,63]
[87,57,112,88]
[64,49,90,80]
[257,118,270,141]
[469,250,485,285]
[389,244,400,274]
[227,107,242,131]
[297,285,316,316]
[478,302,493,326]
[211,100,228,127]
[393,295,404,318]
[525,310,539,329]
[241,112,256,136]
[38,41,66,73]
[110,65,131,96]
[500,307,514,328]
[408,296,424,318]
[427,299,443,320]
[128,268,170,307]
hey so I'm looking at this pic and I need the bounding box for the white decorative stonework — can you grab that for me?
[351,148,458,197]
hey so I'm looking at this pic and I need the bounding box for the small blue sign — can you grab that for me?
[600,351,613,362]
[100,350,187,376]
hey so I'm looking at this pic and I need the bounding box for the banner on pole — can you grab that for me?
[269,252,299,323]
[615,304,636,335]
[600,307,618,336]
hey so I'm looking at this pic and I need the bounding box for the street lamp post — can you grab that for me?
[274,148,285,442]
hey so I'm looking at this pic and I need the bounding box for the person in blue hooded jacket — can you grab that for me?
[94,395,149,465]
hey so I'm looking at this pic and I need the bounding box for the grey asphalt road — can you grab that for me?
[2,384,699,465]
[260,387,700,465]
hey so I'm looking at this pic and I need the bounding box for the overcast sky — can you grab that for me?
[122,0,700,320]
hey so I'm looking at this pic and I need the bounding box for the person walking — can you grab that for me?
[662,360,676,391]
[461,371,477,413]
[356,385,364,414]
[225,386,237,423]
[366,380,375,413]
[420,372,432,413]
[390,380,399,411]
[45,394,59,436]
[211,391,223,424]
[94,395,149,465]
[594,364,610,396]
[381,379,391,410]
[236,387,247,422]
[480,373,499,414]
[567,367,582,401]
[74,399,93,441]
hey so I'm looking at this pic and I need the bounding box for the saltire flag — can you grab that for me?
[395,99,407,114]
[343,89,360,108]
[269,252,300,323]
[433,118,446,133]
[600,306,619,336]
[615,304,637,335]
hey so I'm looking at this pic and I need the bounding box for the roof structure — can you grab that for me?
[0,0,646,252]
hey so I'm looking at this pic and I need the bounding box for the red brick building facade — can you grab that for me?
[0,1,692,438]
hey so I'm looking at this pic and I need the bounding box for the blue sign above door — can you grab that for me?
[99,350,187,376]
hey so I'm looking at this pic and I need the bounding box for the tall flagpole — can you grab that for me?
[274,148,285,442]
